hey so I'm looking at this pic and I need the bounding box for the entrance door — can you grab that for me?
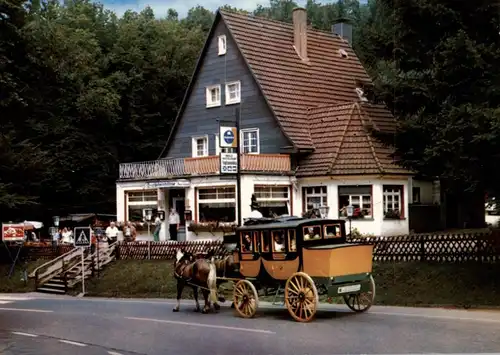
[173,197,185,226]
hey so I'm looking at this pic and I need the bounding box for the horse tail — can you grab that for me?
[207,260,217,303]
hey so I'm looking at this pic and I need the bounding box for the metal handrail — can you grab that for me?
[29,246,80,278]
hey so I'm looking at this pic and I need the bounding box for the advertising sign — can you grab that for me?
[219,126,238,148]
[220,152,238,174]
[1,224,26,242]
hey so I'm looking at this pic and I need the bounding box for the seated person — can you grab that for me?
[289,236,297,251]
[273,233,285,252]
[242,234,252,252]
[304,227,314,240]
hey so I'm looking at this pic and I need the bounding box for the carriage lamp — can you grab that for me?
[346,205,354,217]
[346,205,354,237]
[319,206,330,219]
[53,216,60,227]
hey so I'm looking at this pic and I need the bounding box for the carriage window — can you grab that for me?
[253,231,261,252]
[241,232,253,253]
[324,224,341,238]
[261,231,270,252]
[303,225,321,240]
[271,230,286,252]
[288,230,297,251]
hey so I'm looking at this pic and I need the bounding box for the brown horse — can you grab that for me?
[206,250,238,307]
[173,249,220,314]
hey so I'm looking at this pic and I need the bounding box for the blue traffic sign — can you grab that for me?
[223,130,235,145]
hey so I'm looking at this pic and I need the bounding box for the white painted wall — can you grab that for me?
[116,174,412,240]
[297,177,410,236]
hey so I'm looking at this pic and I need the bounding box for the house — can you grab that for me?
[115,8,437,241]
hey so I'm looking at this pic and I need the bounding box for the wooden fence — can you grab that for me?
[2,230,500,264]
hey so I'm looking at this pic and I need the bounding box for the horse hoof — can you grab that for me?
[214,303,221,311]
[218,296,226,303]
[230,302,235,309]
[201,309,208,314]
[194,308,200,312]
[173,308,179,312]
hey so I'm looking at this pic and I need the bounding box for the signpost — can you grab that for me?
[2,223,27,278]
[74,227,91,295]
[219,112,242,225]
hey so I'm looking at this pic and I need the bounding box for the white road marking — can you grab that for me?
[371,311,500,324]
[59,339,87,347]
[125,316,275,334]
[108,352,124,355]
[0,301,12,304]
[0,307,53,313]
[11,331,38,337]
[0,295,32,301]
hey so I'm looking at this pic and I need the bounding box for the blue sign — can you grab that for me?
[223,130,235,145]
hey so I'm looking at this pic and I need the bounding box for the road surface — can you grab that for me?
[1,293,500,354]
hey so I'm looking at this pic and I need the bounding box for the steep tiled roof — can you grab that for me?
[297,103,411,176]
[220,10,371,150]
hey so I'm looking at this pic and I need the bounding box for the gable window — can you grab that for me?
[225,81,241,105]
[206,85,221,108]
[218,35,227,55]
[241,128,259,154]
[338,185,372,218]
[215,134,235,154]
[192,136,208,157]
[383,185,404,219]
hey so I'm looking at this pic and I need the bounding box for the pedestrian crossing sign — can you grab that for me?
[74,227,91,247]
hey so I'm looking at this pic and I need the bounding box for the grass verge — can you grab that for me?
[0,260,46,293]
[82,260,500,308]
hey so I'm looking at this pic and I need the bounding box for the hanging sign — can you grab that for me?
[219,126,238,148]
[1,224,26,242]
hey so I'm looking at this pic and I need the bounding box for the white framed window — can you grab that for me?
[254,185,290,217]
[126,190,158,230]
[338,185,372,218]
[241,128,259,154]
[218,35,226,55]
[192,136,208,157]
[225,81,241,105]
[383,185,404,218]
[197,186,236,222]
[215,134,235,154]
[303,186,327,210]
[206,84,221,108]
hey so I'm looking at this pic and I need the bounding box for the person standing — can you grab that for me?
[168,208,180,241]
[153,215,161,242]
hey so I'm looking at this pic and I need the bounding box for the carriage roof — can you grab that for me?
[236,217,345,232]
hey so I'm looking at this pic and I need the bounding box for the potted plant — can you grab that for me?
[384,209,401,220]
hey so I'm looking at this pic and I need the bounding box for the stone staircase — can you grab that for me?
[30,242,117,295]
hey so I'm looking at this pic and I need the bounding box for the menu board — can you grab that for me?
[1,224,26,242]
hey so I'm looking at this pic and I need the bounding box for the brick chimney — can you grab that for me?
[292,7,308,61]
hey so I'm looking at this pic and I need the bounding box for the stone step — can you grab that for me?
[36,287,66,294]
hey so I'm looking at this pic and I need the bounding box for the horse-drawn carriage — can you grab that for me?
[173,216,375,322]
[220,216,375,322]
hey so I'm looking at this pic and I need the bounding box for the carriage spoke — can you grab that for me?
[233,280,258,319]
[285,272,318,323]
[343,275,376,313]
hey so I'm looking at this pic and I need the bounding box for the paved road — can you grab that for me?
[1,293,500,354]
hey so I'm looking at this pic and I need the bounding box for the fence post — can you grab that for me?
[420,234,426,261]
[148,241,151,260]
[115,243,121,260]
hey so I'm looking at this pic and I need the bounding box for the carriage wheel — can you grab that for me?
[343,275,376,313]
[233,280,258,318]
[285,272,318,323]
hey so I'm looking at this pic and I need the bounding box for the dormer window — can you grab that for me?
[206,84,221,108]
[355,87,368,102]
[225,81,241,105]
[218,35,227,55]
[338,48,348,58]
